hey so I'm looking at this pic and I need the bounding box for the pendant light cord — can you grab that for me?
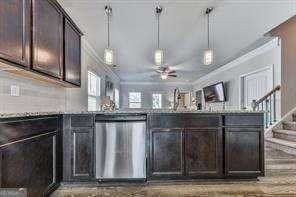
[156,5,162,49]
[105,5,112,48]
[107,9,110,48]
[157,12,160,49]
[206,7,213,49]
[207,12,210,49]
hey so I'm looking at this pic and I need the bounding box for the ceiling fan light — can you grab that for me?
[160,72,168,80]
[104,48,115,66]
[154,49,164,66]
[203,48,213,65]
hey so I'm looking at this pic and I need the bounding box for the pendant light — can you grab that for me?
[154,5,164,66]
[104,5,116,66]
[203,7,214,66]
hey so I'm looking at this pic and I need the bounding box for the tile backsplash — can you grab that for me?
[0,72,66,113]
[0,45,120,114]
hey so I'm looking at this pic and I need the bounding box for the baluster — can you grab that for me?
[251,100,257,111]
[273,92,276,122]
[251,86,280,127]
[269,96,272,125]
[265,100,268,128]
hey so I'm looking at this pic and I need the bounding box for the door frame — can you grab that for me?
[239,66,274,109]
[195,89,203,108]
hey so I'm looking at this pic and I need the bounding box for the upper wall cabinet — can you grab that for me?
[0,0,31,67]
[32,0,63,79]
[64,18,82,86]
[0,0,82,87]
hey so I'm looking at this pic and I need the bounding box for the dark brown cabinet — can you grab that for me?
[148,114,223,180]
[0,133,57,196]
[185,128,222,178]
[150,129,183,178]
[62,115,94,181]
[0,0,31,67]
[225,127,264,177]
[32,0,63,78]
[64,18,82,86]
[149,128,223,179]
[62,113,264,183]
[148,114,264,180]
[0,0,82,87]
[72,128,94,180]
[0,116,61,197]
[224,115,264,177]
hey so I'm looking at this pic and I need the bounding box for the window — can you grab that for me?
[88,97,97,111]
[114,88,120,109]
[88,71,100,111]
[129,92,141,108]
[152,93,162,109]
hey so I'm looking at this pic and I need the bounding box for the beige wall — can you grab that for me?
[270,16,296,115]
[193,38,281,113]
[66,42,120,111]
[0,41,120,114]
[0,72,67,113]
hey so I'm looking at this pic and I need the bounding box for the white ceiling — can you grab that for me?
[58,0,296,83]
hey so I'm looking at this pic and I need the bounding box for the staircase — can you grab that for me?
[252,85,296,155]
[266,114,296,155]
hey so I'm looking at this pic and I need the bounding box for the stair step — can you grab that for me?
[283,121,296,131]
[273,129,296,142]
[266,158,296,165]
[265,138,296,155]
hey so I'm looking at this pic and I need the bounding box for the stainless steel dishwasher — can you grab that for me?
[95,114,146,180]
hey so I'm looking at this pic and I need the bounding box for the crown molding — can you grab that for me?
[192,37,279,85]
[81,38,121,82]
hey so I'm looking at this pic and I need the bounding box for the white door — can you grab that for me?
[243,68,273,109]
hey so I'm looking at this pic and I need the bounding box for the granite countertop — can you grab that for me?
[0,111,64,119]
[0,109,264,119]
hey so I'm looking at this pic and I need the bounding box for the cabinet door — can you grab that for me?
[185,128,222,177]
[225,127,264,177]
[0,0,30,67]
[32,0,63,78]
[72,128,94,180]
[0,132,58,197]
[64,18,81,86]
[149,129,183,179]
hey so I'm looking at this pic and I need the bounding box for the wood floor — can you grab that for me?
[51,146,296,197]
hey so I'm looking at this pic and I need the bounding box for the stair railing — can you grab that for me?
[252,85,281,128]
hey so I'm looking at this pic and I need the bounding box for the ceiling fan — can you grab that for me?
[154,66,178,80]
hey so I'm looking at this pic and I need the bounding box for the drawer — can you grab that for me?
[225,127,262,133]
[149,114,222,128]
[185,114,222,127]
[224,115,264,126]
[149,114,186,128]
[95,114,146,122]
[71,115,94,127]
[0,116,59,146]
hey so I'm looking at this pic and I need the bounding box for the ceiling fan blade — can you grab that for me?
[168,70,177,74]
[169,74,178,77]
[154,70,162,73]
[151,74,157,77]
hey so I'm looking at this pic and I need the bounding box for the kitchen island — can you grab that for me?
[0,110,264,196]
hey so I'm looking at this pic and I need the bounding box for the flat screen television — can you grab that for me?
[203,82,226,103]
